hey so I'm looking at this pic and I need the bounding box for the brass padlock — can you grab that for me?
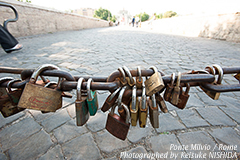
[0,79,25,118]
[170,72,181,105]
[145,66,165,96]
[164,73,175,101]
[122,66,135,86]
[75,78,89,126]
[200,64,223,100]
[18,64,62,112]
[148,94,159,128]
[0,77,14,96]
[105,96,130,140]
[86,78,99,116]
[139,83,148,128]
[136,66,143,89]
[129,85,138,126]
[176,83,190,109]
[155,92,168,113]
[101,87,121,112]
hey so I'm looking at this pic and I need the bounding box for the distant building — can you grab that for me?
[73,8,95,17]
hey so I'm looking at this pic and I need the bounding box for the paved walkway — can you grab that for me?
[0,26,240,160]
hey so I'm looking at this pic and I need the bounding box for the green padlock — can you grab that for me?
[86,78,98,116]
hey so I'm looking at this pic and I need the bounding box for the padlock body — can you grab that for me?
[200,86,220,100]
[145,72,165,96]
[87,90,98,116]
[170,86,180,105]
[130,98,139,126]
[0,88,7,97]
[176,94,189,109]
[155,93,168,113]
[105,113,130,140]
[18,83,62,112]
[148,100,159,128]
[164,84,174,101]
[101,93,118,112]
[75,97,89,126]
[136,78,143,89]
[139,98,148,128]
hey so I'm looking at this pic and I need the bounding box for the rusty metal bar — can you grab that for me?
[200,83,240,92]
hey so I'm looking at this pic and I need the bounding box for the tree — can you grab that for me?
[17,0,31,3]
[94,8,112,21]
[136,12,149,22]
[163,11,177,18]
[156,13,163,19]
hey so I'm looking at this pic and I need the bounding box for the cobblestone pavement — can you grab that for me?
[0,26,240,160]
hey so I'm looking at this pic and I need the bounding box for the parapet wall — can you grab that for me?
[0,0,109,37]
[145,13,240,42]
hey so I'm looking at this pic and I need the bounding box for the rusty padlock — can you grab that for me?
[105,93,130,140]
[0,79,25,118]
[170,72,181,105]
[148,94,159,128]
[118,67,127,86]
[129,85,138,126]
[139,82,148,128]
[122,66,135,86]
[136,66,143,89]
[175,83,190,109]
[101,87,121,112]
[145,66,165,96]
[155,92,168,113]
[164,73,175,102]
[18,64,62,112]
[75,78,89,126]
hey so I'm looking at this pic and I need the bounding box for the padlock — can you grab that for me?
[164,73,175,101]
[0,77,14,96]
[75,78,89,126]
[122,66,135,86]
[118,67,127,86]
[0,79,25,118]
[200,64,223,100]
[105,102,130,140]
[145,66,165,96]
[234,73,240,83]
[129,85,138,126]
[136,66,143,89]
[175,83,190,109]
[116,86,128,120]
[86,78,99,116]
[101,87,121,112]
[155,92,168,113]
[148,94,159,128]
[139,83,148,128]
[18,64,62,112]
[170,72,181,105]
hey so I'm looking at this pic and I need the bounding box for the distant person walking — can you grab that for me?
[0,24,22,53]
[132,16,135,27]
[135,16,139,27]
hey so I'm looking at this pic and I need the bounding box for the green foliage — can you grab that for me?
[156,13,163,19]
[17,0,31,3]
[94,7,112,21]
[163,11,177,18]
[111,15,116,23]
[136,12,149,22]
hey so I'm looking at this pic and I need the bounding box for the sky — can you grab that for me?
[30,0,239,16]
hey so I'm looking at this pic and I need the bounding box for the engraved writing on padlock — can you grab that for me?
[101,87,121,112]
[0,79,25,118]
[130,85,138,126]
[86,78,99,116]
[200,65,223,100]
[139,83,148,128]
[145,66,165,96]
[170,72,181,105]
[176,83,190,109]
[105,102,130,140]
[148,94,159,128]
[75,78,89,126]
[164,73,175,102]
[155,92,168,113]
[18,64,62,112]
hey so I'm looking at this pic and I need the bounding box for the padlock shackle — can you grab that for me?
[30,64,60,83]
[77,78,85,101]
[117,86,127,107]
[205,66,216,75]
[170,73,175,86]
[6,79,21,93]
[118,67,127,84]
[137,66,142,82]
[0,77,14,84]
[141,83,146,109]
[131,85,137,110]
[184,83,190,95]
[108,87,121,102]
[122,66,135,85]
[121,103,130,124]
[150,94,157,108]
[176,72,182,87]
[87,78,94,100]
[150,66,158,74]
[213,64,223,84]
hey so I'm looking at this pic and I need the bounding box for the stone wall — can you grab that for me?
[0,0,109,37]
[144,13,240,42]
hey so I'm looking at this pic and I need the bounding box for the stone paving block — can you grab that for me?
[98,92,110,109]
[0,153,7,160]
[208,128,240,153]
[41,109,71,133]
[196,92,226,106]
[121,146,150,160]
[147,134,184,160]
[30,110,54,122]
[0,117,42,151]
[86,111,107,132]
[220,107,240,124]
[177,131,220,157]
[176,109,210,128]
[0,111,25,128]
[156,113,186,133]
[8,130,53,160]
[62,132,102,159]
[38,145,64,160]
[196,107,236,126]
[94,130,129,153]
[218,95,240,109]
[66,103,75,118]
[185,94,205,108]
[53,119,88,144]
[127,119,153,143]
